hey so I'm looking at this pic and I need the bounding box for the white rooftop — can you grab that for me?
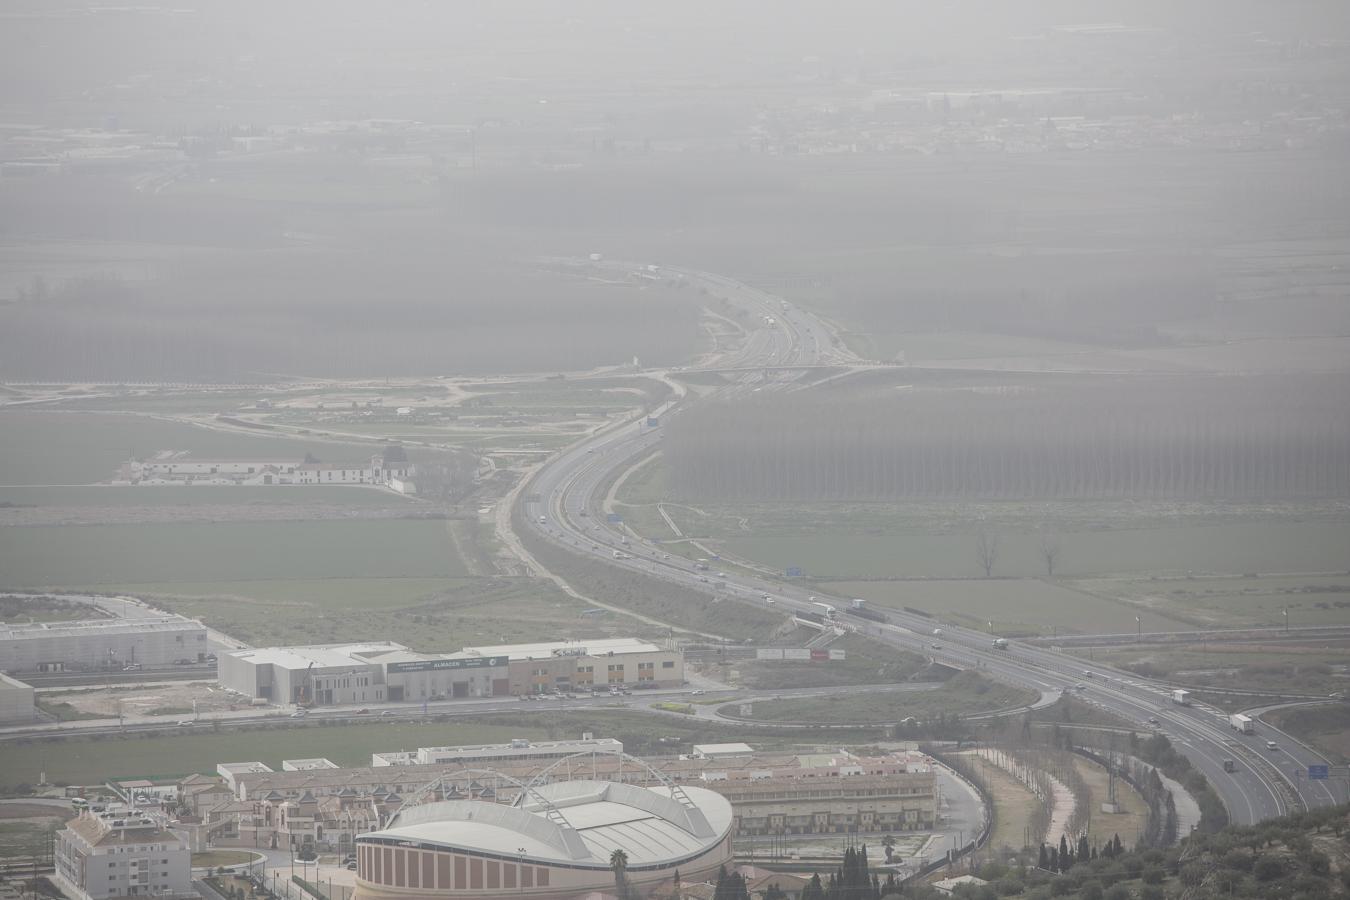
[691,743,755,758]
[226,642,408,671]
[282,759,340,772]
[365,781,731,868]
[460,637,662,661]
[0,614,203,640]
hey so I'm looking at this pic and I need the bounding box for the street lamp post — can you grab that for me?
[1135,616,1141,642]
[1283,608,1289,632]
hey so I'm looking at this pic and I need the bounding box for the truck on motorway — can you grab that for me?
[991,638,1009,650]
[1171,689,1191,706]
[1223,759,1238,773]
[1229,713,1255,734]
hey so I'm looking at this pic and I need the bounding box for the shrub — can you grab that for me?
[1142,868,1164,885]
[1254,856,1285,882]
[1103,887,1131,900]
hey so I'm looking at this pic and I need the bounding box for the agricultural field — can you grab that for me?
[134,576,653,650]
[0,519,469,586]
[0,803,65,860]
[827,579,1191,637]
[731,672,1036,725]
[1065,642,1350,698]
[1071,574,1350,630]
[0,410,378,485]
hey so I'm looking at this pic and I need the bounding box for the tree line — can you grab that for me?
[664,376,1350,501]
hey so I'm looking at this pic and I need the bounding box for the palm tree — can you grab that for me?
[610,848,630,899]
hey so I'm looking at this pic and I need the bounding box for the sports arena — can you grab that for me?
[351,775,734,900]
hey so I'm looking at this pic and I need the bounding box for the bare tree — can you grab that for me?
[976,530,999,577]
[1040,530,1061,577]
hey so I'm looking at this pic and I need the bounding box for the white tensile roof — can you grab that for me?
[359,780,732,869]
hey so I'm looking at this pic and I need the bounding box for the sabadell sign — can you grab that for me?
[387,656,508,674]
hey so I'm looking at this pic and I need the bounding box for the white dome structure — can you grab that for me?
[352,777,733,900]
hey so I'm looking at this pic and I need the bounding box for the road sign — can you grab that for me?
[785,566,803,577]
[646,417,659,427]
[1308,764,1329,780]
[606,513,623,523]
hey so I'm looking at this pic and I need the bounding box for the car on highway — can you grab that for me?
[289,710,307,718]
[1147,717,1161,726]
[930,642,942,649]
[380,710,396,717]
[355,708,370,715]
[176,719,195,727]
[123,663,142,671]
[690,689,705,696]
[1266,741,1279,751]
[1075,683,1087,691]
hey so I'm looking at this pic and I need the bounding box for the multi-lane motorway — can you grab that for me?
[515,260,1347,828]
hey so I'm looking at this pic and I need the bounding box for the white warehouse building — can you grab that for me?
[0,615,209,674]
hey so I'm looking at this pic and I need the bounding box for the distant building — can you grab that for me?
[352,780,734,900]
[691,743,755,760]
[0,672,35,724]
[218,637,684,706]
[54,810,193,900]
[0,614,208,674]
[458,637,684,694]
[371,737,622,768]
[119,450,414,493]
[218,642,510,706]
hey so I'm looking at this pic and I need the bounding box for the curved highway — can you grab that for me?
[514,259,1347,829]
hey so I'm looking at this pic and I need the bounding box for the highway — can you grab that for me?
[514,259,1347,828]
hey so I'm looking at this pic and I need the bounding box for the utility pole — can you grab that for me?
[1135,616,1141,643]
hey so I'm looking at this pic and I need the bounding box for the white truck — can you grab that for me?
[991,638,1009,650]
[1229,713,1255,734]
[1171,689,1191,706]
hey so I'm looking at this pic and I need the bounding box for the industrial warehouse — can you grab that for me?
[217,637,683,705]
[0,613,209,674]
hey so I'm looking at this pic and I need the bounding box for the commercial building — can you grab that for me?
[120,450,414,493]
[459,637,683,694]
[0,672,36,724]
[0,614,208,674]
[372,737,622,768]
[218,643,509,706]
[352,780,734,900]
[219,636,683,705]
[54,810,193,900]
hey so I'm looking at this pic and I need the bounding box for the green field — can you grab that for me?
[724,520,1350,580]
[0,721,551,787]
[826,579,1193,636]
[0,484,414,508]
[733,672,1036,724]
[0,519,468,586]
[130,577,650,650]
[1065,643,1350,697]
[0,410,378,485]
[1072,574,1350,629]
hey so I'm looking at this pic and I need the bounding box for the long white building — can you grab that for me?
[0,614,208,674]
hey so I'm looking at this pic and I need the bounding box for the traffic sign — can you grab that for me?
[606,513,623,524]
[1308,764,1329,780]
[785,566,803,577]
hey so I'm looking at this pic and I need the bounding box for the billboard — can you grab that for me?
[755,649,785,660]
[782,649,811,661]
[828,649,847,660]
[810,649,829,662]
[387,656,508,674]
